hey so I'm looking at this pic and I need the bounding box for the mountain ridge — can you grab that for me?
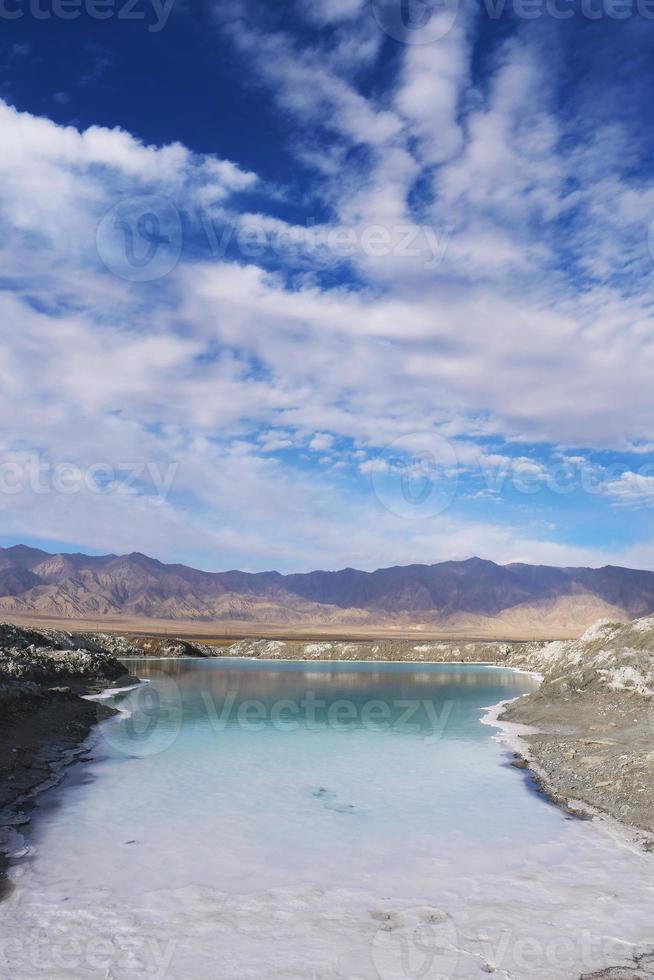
[0,545,653,634]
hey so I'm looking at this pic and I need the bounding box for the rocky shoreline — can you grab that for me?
[0,625,135,893]
[221,636,541,662]
[0,624,228,893]
[498,617,654,845]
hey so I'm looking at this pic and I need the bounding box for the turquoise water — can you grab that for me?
[2,659,654,979]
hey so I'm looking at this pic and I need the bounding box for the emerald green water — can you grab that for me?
[2,659,654,979]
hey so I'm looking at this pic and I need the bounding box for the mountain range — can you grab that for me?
[1,545,653,637]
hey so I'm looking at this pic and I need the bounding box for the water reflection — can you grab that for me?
[112,658,538,743]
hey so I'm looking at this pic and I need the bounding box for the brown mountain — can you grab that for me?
[0,546,653,636]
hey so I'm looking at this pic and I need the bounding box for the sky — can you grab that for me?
[1,0,654,573]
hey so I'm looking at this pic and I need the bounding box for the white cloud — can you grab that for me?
[2,14,654,573]
[394,29,469,165]
[309,433,335,452]
[220,6,399,147]
[603,472,654,508]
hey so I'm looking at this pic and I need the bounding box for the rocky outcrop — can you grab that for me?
[0,624,135,891]
[501,617,654,840]
[84,632,219,658]
[222,637,537,662]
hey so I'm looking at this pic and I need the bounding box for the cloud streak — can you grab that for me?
[2,9,654,570]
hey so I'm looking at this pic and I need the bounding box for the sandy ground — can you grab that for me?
[0,611,583,642]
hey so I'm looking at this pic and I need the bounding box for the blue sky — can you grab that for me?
[1,0,654,572]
